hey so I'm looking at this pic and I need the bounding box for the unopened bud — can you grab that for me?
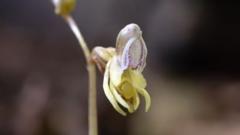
[52,0,76,16]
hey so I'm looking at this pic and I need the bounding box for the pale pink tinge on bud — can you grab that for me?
[116,23,147,72]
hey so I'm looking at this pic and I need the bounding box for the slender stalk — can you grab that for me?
[64,15,98,135]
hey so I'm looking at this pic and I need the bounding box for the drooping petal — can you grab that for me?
[136,88,151,112]
[109,81,131,111]
[133,93,140,111]
[103,59,126,116]
[123,69,149,112]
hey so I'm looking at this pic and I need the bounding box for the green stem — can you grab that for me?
[64,15,98,135]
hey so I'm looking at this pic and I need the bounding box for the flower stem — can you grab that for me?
[64,15,98,135]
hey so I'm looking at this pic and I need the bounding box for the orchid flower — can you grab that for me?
[93,24,151,116]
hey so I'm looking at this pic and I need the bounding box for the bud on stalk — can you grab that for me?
[52,0,76,16]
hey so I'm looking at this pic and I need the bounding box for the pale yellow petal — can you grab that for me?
[128,104,135,113]
[137,88,151,112]
[109,56,123,87]
[109,81,130,111]
[133,94,140,111]
[129,70,147,89]
[118,81,137,99]
[103,59,126,116]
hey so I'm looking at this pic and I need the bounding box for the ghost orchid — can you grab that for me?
[92,24,151,116]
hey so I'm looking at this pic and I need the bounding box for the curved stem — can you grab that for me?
[64,16,98,135]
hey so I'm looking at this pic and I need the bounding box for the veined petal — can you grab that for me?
[137,37,147,72]
[120,37,136,70]
[116,23,142,57]
[121,37,147,71]
[116,23,147,71]
[137,88,151,112]
[103,59,126,116]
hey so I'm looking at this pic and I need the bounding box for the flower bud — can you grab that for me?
[52,0,76,16]
[116,23,147,72]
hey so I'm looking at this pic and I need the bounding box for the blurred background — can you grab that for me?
[0,0,240,135]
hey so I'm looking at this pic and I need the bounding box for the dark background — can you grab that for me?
[0,0,240,135]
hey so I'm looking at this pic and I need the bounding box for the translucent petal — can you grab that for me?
[124,37,147,71]
[137,37,147,72]
[128,38,144,69]
[137,88,151,112]
[120,38,136,70]
[115,23,147,71]
[103,59,126,116]
[109,57,123,87]
[116,24,142,57]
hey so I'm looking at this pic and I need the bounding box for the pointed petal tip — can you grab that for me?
[116,107,127,116]
[134,94,140,111]
[137,88,151,112]
[145,93,151,112]
[145,100,151,112]
[103,59,127,116]
[110,82,130,110]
